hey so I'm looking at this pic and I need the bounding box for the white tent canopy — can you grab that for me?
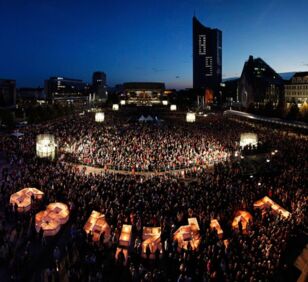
[138,115,146,122]
[11,131,24,138]
[145,115,154,122]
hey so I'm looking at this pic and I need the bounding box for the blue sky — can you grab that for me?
[0,0,307,89]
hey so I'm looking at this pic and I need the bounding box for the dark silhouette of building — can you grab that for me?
[193,16,222,103]
[44,77,90,103]
[0,79,16,109]
[238,56,284,108]
[92,71,107,102]
[221,78,239,106]
[17,87,44,101]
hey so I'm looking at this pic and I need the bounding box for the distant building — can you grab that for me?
[285,72,308,105]
[17,87,44,101]
[193,16,222,103]
[123,82,165,105]
[238,56,284,108]
[221,79,239,106]
[92,71,107,102]
[44,77,90,103]
[0,79,16,109]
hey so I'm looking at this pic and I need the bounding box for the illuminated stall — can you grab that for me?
[36,134,56,159]
[210,219,224,239]
[232,211,253,234]
[95,112,105,123]
[254,196,291,219]
[112,104,119,111]
[119,224,132,248]
[141,227,162,259]
[186,112,196,123]
[173,217,201,251]
[188,217,200,232]
[10,188,44,212]
[116,224,132,265]
[170,104,177,111]
[35,202,69,236]
[240,133,258,148]
[83,211,111,242]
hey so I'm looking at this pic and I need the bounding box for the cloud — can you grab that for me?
[302,63,308,67]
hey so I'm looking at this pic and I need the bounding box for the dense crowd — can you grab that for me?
[57,116,233,171]
[0,113,306,282]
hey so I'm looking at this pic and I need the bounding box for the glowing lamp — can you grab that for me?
[170,104,177,111]
[120,100,126,105]
[240,133,258,148]
[83,211,111,242]
[186,112,196,123]
[36,134,56,159]
[35,202,69,236]
[10,188,44,212]
[112,104,119,111]
[162,100,168,106]
[95,112,105,123]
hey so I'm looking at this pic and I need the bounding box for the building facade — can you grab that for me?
[0,79,16,109]
[17,87,45,101]
[238,56,284,108]
[285,72,308,105]
[193,16,222,102]
[122,82,165,105]
[92,71,107,102]
[45,77,90,103]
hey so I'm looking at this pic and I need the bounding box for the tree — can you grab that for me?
[264,101,274,117]
[247,102,255,114]
[300,102,308,122]
[286,102,300,120]
[0,109,15,128]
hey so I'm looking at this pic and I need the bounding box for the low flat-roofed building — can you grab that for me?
[123,82,165,105]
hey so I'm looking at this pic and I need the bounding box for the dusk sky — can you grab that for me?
[1,0,308,89]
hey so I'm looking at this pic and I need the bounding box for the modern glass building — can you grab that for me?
[238,56,284,108]
[44,77,90,103]
[193,16,222,102]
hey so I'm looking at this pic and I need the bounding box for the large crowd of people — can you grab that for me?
[57,116,233,172]
[0,112,306,282]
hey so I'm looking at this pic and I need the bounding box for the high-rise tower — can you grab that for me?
[193,16,222,102]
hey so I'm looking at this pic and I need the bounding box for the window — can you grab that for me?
[205,56,213,76]
[199,35,206,55]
